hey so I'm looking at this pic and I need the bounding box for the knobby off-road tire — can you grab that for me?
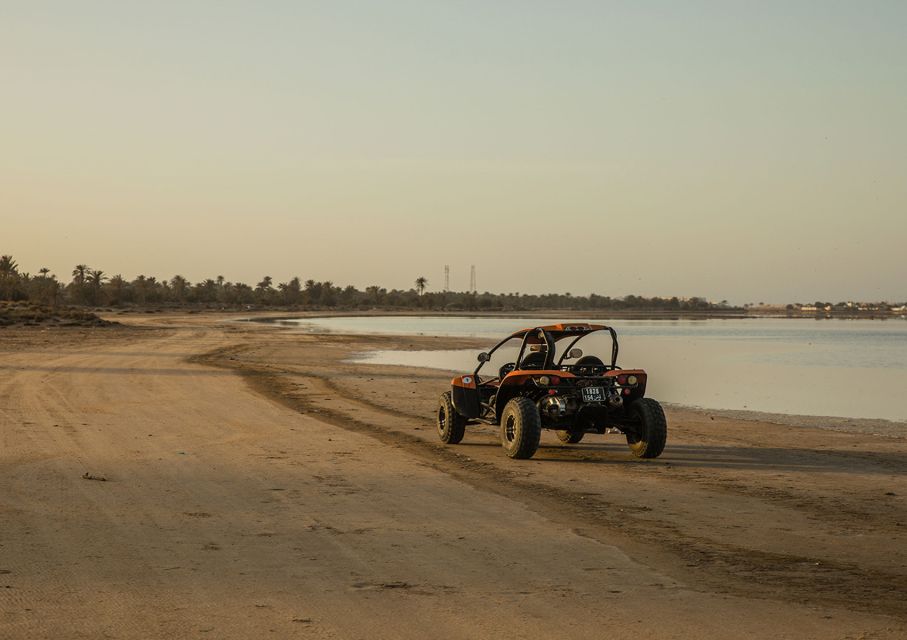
[555,430,584,444]
[626,397,667,458]
[500,397,541,459]
[437,392,466,444]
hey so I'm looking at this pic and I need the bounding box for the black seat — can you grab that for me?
[518,352,548,370]
[573,355,604,374]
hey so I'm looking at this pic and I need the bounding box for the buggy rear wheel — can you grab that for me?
[555,430,584,444]
[625,398,667,458]
[500,397,541,459]
[437,392,466,444]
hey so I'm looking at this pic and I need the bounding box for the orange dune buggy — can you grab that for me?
[437,323,667,459]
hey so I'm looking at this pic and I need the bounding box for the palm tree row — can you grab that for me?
[0,254,738,313]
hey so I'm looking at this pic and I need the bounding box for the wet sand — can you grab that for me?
[1,313,906,638]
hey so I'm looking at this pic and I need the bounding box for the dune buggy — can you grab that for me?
[437,323,667,460]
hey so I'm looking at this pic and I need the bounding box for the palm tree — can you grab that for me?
[255,276,274,305]
[38,267,50,278]
[278,277,302,305]
[88,269,106,286]
[340,284,358,305]
[64,264,91,304]
[415,276,428,296]
[72,264,89,285]
[195,279,217,303]
[170,275,189,303]
[108,274,126,305]
[366,285,383,305]
[0,255,20,300]
[1,255,19,275]
[87,270,106,305]
[146,276,159,303]
[132,275,147,303]
[320,281,336,307]
[304,279,320,305]
[256,276,273,293]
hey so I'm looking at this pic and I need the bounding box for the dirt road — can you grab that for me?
[1,316,905,638]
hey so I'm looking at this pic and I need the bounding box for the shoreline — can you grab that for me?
[0,314,907,439]
[666,404,907,437]
[350,348,907,436]
[243,309,907,322]
[246,316,907,436]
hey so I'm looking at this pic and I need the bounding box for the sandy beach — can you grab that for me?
[2,313,906,639]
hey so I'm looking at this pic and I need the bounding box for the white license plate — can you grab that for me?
[581,387,606,402]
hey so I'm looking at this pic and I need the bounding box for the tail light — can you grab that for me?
[617,374,628,385]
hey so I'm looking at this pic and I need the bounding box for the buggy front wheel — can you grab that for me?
[500,397,541,459]
[437,392,466,444]
[625,398,667,458]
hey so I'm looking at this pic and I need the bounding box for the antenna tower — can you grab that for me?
[444,265,450,292]
[470,265,476,293]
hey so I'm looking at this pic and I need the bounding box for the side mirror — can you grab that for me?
[477,352,491,363]
[566,348,583,360]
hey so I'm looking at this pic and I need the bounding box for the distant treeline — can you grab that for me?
[0,254,738,313]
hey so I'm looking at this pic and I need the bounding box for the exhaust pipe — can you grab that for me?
[540,396,567,418]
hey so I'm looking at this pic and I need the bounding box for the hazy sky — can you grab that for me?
[2,1,905,303]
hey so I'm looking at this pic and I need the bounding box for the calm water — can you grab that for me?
[276,316,907,422]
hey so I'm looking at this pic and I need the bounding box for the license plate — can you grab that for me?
[581,386,606,403]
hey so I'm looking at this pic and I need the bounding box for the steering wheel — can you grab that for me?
[499,362,516,378]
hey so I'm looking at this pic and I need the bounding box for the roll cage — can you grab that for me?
[473,323,619,380]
